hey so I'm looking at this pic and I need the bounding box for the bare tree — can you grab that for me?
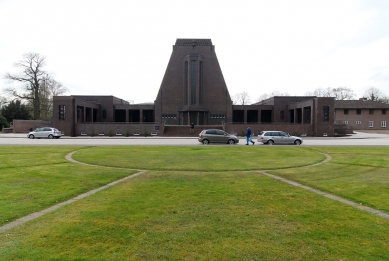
[0,96,7,108]
[311,87,333,97]
[309,87,355,100]
[363,87,388,102]
[232,91,251,105]
[255,93,269,103]
[270,90,290,96]
[3,53,56,120]
[39,77,68,120]
[332,87,355,100]
[255,91,290,103]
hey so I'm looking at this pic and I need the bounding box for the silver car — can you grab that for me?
[27,127,63,139]
[198,129,239,145]
[257,131,302,145]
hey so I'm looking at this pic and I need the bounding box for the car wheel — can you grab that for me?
[228,139,235,145]
[294,140,301,145]
[202,139,209,145]
[29,134,34,139]
[48,134,54,139]
[267,140,274,145]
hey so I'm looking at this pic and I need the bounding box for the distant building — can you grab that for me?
[48,39,389,137]
[335,98,389,131]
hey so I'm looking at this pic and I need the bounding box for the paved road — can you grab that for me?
[1,132,389,146]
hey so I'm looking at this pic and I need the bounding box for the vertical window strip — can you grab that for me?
[184,61,188,105]
[191,60,196,105]
[199,61,203,105]
[323,106,329,122]
[59,105,65,120]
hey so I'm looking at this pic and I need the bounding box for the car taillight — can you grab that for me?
[260,137,264,140]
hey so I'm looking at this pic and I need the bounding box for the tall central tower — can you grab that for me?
[154,39,232,125]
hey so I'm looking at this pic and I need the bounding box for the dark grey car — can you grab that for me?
[198,129,239,145]
[257,131,303,145]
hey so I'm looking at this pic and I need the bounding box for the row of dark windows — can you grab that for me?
[279,109,311,121]
[61,105,107,121]
[162,114,177,119]
[210,114,225,119]
[344,109,386,115]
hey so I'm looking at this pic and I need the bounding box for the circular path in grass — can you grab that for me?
[70,146,326,171]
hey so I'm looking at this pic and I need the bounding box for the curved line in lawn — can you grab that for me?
[0,150,147,233]
[65,150,145,171]
[2,150,387,234]
[68,148,389,220]
[258,152,389,220]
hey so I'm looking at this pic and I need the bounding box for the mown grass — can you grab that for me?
[1,146,389,260]
[2,171,389,260]
[0,146,137,226]
[270,147,389,212]
[72,146,325,171]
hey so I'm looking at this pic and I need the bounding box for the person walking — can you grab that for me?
[246,127,255,145]
[190,122,194,134]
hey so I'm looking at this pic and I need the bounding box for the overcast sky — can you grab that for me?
[1,0,389,104]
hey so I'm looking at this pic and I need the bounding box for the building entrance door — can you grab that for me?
[189,111,197,125]
[182,111,208,125]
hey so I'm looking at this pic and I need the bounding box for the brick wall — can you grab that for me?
[13,120,52,133]
[335,108,389,130]
[75,123,164,136]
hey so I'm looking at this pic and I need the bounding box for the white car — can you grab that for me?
[27,127,63,139]
[257,131,303,145]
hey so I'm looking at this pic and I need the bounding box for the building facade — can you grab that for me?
[46,38,388,137]
[335,98,389,131]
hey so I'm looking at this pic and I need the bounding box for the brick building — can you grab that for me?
[43,38,387,137]
[335,98,389,131]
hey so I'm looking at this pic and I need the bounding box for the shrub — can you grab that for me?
[0,115,10,131]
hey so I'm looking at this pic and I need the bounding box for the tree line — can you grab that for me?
[0,53,68,130]
[232,87,389,105]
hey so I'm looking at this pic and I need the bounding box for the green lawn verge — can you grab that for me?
[1,171,388,260]
[269,147,389,212]
[1,146,389,260]
[0,146,137,226]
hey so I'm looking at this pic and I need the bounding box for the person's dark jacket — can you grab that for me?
[246,128,252,137]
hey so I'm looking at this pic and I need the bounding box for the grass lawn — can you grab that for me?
[1,146,389,260]
[270,147,389,212]
[0,146,138,227]
[71,146,325,171]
